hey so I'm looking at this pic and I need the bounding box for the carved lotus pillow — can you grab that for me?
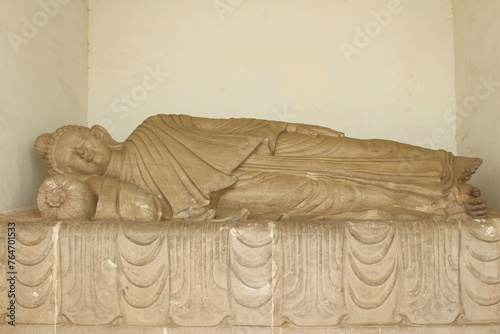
[37,175,97,221]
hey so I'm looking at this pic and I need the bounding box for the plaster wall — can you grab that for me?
[88,0,458,152]
[6,0,497,214]
[453,0,500,211]
[0,0,88,213]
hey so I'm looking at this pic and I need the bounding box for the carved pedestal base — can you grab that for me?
[1,218,499,333]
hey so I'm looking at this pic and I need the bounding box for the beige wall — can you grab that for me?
[3,0,498,213]
[0,0,88,213]
[88,0,458,152]
[453,0,500,211]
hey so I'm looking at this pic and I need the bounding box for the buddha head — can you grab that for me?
[35,125,122,176]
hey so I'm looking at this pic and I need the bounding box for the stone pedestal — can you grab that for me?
[1,217,499,332]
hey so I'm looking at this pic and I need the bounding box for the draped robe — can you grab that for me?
[111,114,465,219]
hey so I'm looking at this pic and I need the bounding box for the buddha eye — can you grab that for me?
[75,148,85,158]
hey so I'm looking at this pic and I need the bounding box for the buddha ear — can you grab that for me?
[90,125,123,150]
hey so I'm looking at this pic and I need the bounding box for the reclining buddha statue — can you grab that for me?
[34,114,487,221]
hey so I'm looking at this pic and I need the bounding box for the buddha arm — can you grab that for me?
[84,177,164,222]
[285,122,345,138]
[189,115,344,154]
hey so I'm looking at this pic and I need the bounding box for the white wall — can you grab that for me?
[453,0,500,211]
[0,0,88,213]
[88,0,458,152]
[5,0,498,214]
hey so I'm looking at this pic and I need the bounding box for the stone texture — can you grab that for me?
[5,324,500,334]
[34,115,487,222]
[1,218,499,330]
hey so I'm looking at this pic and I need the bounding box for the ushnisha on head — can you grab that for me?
[35,125,122,176]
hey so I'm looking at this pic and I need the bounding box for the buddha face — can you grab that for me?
[54,130,112,175]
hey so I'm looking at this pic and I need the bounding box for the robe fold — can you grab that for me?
[109,114,467,219]
[117,115,286,218]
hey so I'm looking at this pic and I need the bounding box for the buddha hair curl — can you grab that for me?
[35,124,122,176]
